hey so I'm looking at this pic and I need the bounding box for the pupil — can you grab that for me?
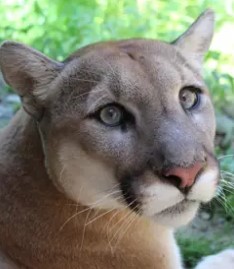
[179,88,199,110]
[182,94,187,102]
[108,108,116,118]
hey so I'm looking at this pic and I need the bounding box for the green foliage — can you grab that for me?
[0,1,234,101]
[178,232,234,268]
[0,1,233,65]
[179,237,213,268]
[216,147,234,218]
[178,213,234,268]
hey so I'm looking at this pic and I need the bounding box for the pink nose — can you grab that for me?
[163,162,204,188]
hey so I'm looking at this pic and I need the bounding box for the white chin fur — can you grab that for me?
[152,201,199,228]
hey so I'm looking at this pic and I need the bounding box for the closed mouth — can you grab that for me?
[156,199,198,216]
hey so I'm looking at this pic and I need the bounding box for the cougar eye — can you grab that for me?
[99,105,123,126]
[179,87,200,110]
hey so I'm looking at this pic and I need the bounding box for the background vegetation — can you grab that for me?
[0,1,233,267]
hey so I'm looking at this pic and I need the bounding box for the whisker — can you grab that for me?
[216,194,233,213]
[221,170,234,177]
[88,93,110,113]
[113,209,140,250]
[59,206,92,232]
[59,188,122,231]
[106,199,137,236]
[73,88,107,101]
[67,77,100,84]
[85,198,123,226]
[218,154,234,160]
[220,187,234,194]
[79,209,92,252]
[76,68,103,77]
[87,189,123,208]
[94,54,116,78]
[220,179,234,187]
[108,205,139,251]
[107,201,138,245]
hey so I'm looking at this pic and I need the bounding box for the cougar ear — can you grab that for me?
[173,9,215,67]
[0,41,63,120]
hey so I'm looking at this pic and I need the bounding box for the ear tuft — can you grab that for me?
[173,9,215,67]
[0,41,63,120]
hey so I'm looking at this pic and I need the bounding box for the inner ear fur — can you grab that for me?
[172,9,215,67]
[0,41,63,120]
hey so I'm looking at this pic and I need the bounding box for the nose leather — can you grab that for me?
[163,162,204,188]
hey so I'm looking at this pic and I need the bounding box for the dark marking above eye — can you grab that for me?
[119,44,144,62]
[126,52,136,61]
[125,52,145,62]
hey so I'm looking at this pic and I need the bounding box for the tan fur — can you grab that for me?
[0,9,233,269]
[0,111,181,268]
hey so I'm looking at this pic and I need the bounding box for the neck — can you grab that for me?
[0,110,181,269]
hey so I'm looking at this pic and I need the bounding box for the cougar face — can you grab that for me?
[0,10,218,227]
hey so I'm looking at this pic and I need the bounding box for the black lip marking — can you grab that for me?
[120,176,140,212]
[158,200,197,215]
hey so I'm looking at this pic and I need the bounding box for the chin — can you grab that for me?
[151,200,200,228]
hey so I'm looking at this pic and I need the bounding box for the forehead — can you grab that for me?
[61,40,205,104]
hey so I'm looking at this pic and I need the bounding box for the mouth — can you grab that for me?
[151,198,200,227]
[156,199,198,216]
[119,163,218,227]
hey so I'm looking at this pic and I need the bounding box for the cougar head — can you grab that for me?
[0,10,218,227]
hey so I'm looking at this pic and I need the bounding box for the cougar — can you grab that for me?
[0,9,233,269]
